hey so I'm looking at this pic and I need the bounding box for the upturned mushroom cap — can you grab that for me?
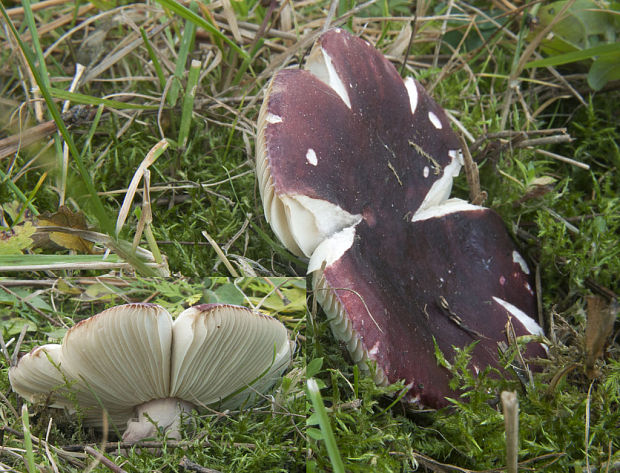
[170,304,292,409]
[9,303,291,441]
[256,28,545,407]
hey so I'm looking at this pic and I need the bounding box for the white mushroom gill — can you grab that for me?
[280,194,362,258]
[9,303,291,443]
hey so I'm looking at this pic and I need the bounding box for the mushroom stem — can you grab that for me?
[122,398,195,443]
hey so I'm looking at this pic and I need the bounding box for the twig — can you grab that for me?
[84,447,128,473]
[533,149,590,170]
[323,0,339,32]
[501,391,519,473]
[584,382,594,473]
[470,128,569,153]
[459,135,486,205]
[60,439,258,453]
[179,457,222,473]
[0,284,62,326]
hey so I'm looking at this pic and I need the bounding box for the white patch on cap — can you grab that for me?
[305,45,351,109]
[404,77,418,116]
[368,341,381,357]
[493,297,543,336]
[266,113,282,124]
[306,148,318,166]
[448,149,464,165]
[411,157,463,219]
[423,166,429,178]
[428,111,442,129]
[322,50,351,109]
[412,198,484,222]
[512,251,530,275]
[308,225,357,273]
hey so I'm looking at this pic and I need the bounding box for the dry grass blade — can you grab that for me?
[115,138,169,236]
[221,0,242,43]
[201,229,240,277]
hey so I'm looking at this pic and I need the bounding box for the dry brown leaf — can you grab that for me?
[35,206,94,253]
[584,295,617,378]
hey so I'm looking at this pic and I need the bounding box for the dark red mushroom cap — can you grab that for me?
[257,28,546,407]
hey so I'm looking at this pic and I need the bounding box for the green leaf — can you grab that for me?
[306,357,324,378]
[588,52,620,90]
[306,427,324,440]
[525,42,620,68]
[203,283,245,305]
[1,318,37,337]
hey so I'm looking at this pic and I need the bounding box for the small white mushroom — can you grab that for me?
[9,303,291,442]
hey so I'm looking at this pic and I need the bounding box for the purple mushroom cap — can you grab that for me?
[256,28,546,407]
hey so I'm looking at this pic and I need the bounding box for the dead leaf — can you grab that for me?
[35,206,94,253]
[584,295,617,378]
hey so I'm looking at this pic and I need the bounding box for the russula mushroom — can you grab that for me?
[256,28,546,408]
[9,303,291,442]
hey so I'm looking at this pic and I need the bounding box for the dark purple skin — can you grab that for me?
[263,29,545,407]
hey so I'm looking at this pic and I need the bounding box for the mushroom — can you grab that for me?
[256,28,546,408]
[9,303,291,442]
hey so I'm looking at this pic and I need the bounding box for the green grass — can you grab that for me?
[0,1,618,472]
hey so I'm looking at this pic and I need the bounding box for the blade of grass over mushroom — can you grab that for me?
[168,0,199,107]
[306,378,345,473]
[178,60,201,149]
[48,89,159,110]
[154,0,248,59]
[0,5,113,236]
[248,222,307,267]
[21,405,36,473]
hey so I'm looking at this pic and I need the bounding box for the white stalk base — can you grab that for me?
[122,397,195,443]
